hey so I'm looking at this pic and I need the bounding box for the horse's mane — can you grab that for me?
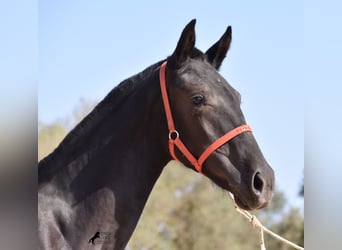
[38,60,164,180]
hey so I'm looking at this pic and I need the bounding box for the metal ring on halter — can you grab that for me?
[168,130,179,140]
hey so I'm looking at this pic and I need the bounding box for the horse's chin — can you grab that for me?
[233,196,251,210]
[233,195,269,211]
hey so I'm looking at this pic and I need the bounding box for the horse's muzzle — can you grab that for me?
[235,166,275,210]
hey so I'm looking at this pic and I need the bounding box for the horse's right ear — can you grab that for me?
[170,19,196,67]
[205,26,232,70]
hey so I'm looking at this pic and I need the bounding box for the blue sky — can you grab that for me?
[38,1,303,209]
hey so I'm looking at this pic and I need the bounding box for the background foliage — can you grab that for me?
[38,99,303,250]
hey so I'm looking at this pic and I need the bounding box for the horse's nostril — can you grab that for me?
[252,172,264,196]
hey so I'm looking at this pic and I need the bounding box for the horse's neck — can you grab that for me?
[39,73,171,249]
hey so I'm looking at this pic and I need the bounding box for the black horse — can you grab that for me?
[88,232,100,245]
[38,19,274,250]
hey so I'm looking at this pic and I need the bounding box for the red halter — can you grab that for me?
[159,61,252,173]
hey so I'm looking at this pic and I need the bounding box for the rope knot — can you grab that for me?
[250,215,261,228]
[228,192,304,250]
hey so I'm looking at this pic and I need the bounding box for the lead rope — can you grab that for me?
[228,192,304,250]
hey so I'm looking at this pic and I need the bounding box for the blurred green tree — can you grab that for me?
[38,123,66,160]
[265,207,304,249]
[38,98,97,160]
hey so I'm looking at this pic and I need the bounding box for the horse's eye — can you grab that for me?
[192,94,205,106]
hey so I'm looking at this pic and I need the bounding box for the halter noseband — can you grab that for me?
[159,61,252,173]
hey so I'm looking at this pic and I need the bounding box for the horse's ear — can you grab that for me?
[170,19,196,67]
[205,26,232,70]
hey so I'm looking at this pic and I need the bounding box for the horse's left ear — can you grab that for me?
[170,19,196,67]
[205,26,232,70]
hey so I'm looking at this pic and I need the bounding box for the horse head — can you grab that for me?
[163,19,274,210]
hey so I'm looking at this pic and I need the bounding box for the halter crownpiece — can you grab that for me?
[159,61,252,173]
